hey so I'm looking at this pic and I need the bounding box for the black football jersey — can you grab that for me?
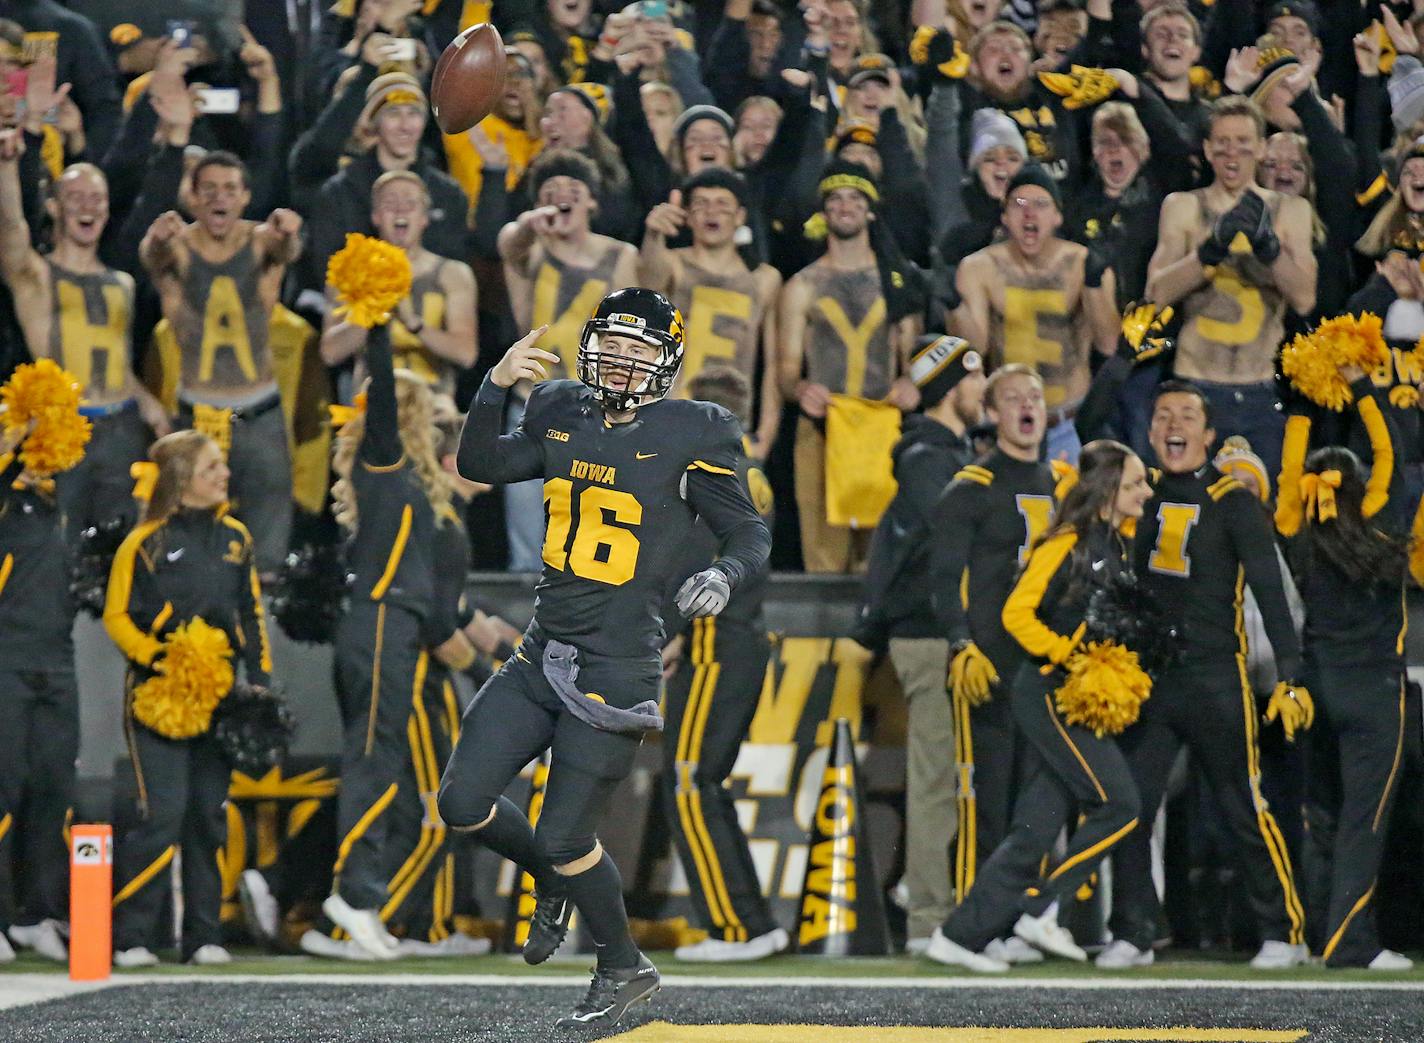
[460,378,771,657]
[930,449,1057,675]
[1132,464,1301,680]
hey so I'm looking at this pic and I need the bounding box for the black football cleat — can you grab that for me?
[555,954,660,1030]
[522,885,574,965]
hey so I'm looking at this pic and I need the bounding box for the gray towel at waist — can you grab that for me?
[542,639,664,734]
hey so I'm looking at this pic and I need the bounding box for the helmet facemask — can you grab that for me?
[577,319,683,413]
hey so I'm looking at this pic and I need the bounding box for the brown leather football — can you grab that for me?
[430,23,506,135]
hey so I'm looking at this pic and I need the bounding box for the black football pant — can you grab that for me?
[662,617,776,942]
[0,669,78,928]
[332,602,427,912]
[113,692,229,958]
[438,632,649,960]
[56,407,150,538]
[383,666,462,942]
[943,665,1139,952]
[1109,657,1306,952]
[1305,663,1407,967]
[950,651,1033,905]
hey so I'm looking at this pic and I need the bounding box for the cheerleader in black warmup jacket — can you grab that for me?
[105,431,272,966]
[1277,370,1413,971]
[926,440,1152,973]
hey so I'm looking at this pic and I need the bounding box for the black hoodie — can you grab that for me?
[858,413,975,644]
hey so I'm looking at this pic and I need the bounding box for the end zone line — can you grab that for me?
[86,973,1424,993]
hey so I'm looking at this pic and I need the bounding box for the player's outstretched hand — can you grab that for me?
[490,325,557,388]
[676,568,731,618]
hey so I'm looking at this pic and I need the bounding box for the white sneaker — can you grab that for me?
[113,947,159,968]
[675,927,790,963]
[321,894,399,961]
[8,920,65,962]
[1013,910,1087,962]
[239,870,280,942]
[299,929,381,961]
[396,932,493,957]
[187,944,232,966]
[987,935,1045,965]
[1095,939,1154,969]
[904,936,931,956]
[1368,949,1414,971]
[923,927,1009,973]
[1250,940,1310,969]
[0,932,14,963]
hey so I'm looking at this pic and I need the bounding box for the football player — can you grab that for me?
[439,288,771,1028]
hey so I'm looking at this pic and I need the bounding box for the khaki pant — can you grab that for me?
[794,417,873,573]
[890,637,955,941]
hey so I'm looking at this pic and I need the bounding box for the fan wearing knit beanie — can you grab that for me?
[779,160,924,573]
[952,165,1120,464]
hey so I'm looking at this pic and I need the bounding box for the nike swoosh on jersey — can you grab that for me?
[635,452,658,460]
[167,549,184,562]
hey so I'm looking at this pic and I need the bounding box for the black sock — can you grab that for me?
[467,797,557,890]
[561,851,639,970]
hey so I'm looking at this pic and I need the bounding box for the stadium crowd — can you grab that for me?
[0,0,1420,993]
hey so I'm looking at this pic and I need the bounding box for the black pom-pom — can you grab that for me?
[69,517,131,618]
[1084,569,1180,677]
[211,682,295,774]
[270,541,348,644]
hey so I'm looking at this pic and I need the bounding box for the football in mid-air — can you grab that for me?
[430,23,506,135]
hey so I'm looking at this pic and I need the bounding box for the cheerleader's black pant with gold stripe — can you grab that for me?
[1109,657,1306,953]
[113,686,229,958]
[332,600,427,911]
[1305,663,1407,967]
[381,663,463,943]
[942,665,1139,953]
[661,618,776,943]
[0,669,77,929]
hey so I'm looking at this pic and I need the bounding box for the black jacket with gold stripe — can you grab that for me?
[0,452,74,671]
[104,506,271,687]
[1279,379,1408,671]
[346,325,438,622]
[930,449,1057,673]
[1133,463,1301,681]
[1001,521,1130,667]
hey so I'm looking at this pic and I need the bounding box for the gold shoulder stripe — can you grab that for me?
[956,466,993,486]
[688,460,735,476]
[1208,476,1244,501]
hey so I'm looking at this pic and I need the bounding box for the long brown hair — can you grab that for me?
[1292,446,1408,587]
[144,430,218,522]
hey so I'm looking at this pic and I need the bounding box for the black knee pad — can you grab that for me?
[536,826,597,869]
[436,780,493,830]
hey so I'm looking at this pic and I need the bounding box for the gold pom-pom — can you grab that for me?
[0,358,91,477]
[1054,640,1152,738]
[1280,313,1389,411]
[326,233,412,329]
[132,619,235,740]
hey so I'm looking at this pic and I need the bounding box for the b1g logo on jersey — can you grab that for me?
[546,429,570,442]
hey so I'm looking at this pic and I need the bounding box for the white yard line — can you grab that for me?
[99,972,1424,992]
[2,970,1421,1013]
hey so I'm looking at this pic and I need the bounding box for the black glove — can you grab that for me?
[1238,192,1281,263]
[1085,242,1112,288]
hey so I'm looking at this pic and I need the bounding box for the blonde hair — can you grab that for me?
[1092,102,1150,163]
[985,363,1044,408]
[145,430,219,522]
[331,370,454,531]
